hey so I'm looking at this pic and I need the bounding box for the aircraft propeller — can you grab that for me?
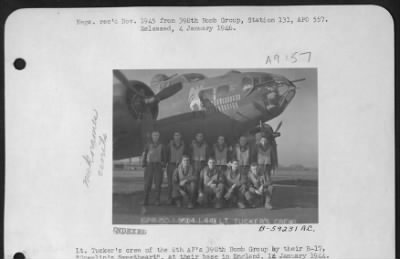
[114,70,147,98]
[152,82,183,102]
[273,121,282,138]
[114,70,183,144]
[114,70,182,105]
[255,120,283,138]
[275,120,282,131]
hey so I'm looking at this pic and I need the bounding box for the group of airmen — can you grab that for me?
[141,129,278,210]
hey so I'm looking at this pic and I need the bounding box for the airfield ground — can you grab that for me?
[113,168,318,224]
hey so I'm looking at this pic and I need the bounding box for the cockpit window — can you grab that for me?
[199,88,214,100]
[183,73,206,82]
[262,75,274,83]
[216,85,230,98]
[242,77,252,86]
[242,77,253,93]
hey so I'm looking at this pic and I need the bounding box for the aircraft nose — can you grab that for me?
[263,82,296,112]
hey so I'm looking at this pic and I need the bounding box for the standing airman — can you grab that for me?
[190,132,210,180]
[141,130,166,206]
[261,124,279,176]
[252,135,274,209]
[255,132,263,146]
[212,135,230,172]
[166,131,186,205]
[233,136,252,181]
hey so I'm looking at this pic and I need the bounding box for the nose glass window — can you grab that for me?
[265,91,280,106]
[242,77,253,92]
[277,82,289,95]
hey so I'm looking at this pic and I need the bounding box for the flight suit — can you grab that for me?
[253,143,274,208]
[142,142,166,205]
[234,143,252,180]
[172,164,197,207]
[213,143,230,172]
[191,141,209,179]
[224,167,249,208]
[166,140,185,202]
[198,167,225,208]
[247,169,271,208]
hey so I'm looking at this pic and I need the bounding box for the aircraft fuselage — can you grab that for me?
[113,70,296,160]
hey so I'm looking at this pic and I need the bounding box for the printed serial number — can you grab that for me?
[259,224,315,232]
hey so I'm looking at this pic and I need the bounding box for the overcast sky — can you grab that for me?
[120,68,318,168]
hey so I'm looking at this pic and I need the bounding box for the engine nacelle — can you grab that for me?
[125,80,159,120]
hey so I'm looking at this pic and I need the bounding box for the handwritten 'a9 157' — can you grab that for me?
[266,51,311,65]
[82,109,107,187]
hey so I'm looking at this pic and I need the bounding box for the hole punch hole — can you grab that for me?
[13,252,25,259]
[13,58,26,70]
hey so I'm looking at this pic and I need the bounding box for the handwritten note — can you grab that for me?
[265,51,312,65]
[97,133,107,176]
[82,109,107,187]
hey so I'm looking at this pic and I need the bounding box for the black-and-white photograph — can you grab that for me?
[112,68,318,224]
[4,5,395,258]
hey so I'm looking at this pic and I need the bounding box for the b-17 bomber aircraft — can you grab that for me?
[113,69,305,160]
